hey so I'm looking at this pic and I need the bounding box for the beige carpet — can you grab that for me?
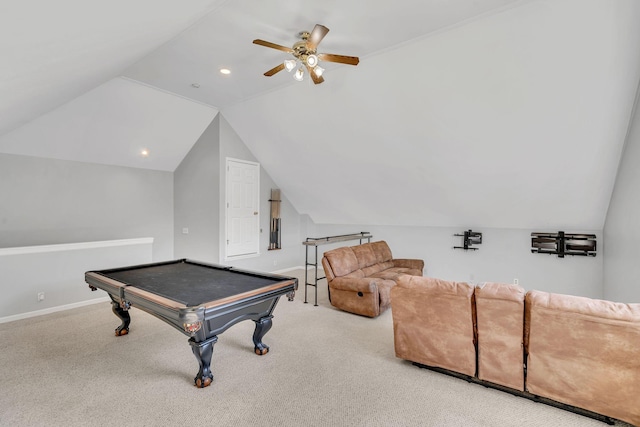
[0,269,630,426]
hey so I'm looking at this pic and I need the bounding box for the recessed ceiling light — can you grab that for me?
[220,68,231,75]
[140,149,149,157]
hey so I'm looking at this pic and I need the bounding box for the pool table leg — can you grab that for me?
[253,315,273,355]
[189,335,217,388]
[109,295,131,336]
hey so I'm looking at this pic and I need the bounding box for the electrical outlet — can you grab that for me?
[182,228,189,234]
[273,260,278,266]
[514,278,519,285]
[37,292,45,302]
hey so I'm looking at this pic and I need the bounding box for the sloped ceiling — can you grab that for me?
[0,77,218,170]
[224,0,640,229]
[0,0,224,135]
[1,0,640,230]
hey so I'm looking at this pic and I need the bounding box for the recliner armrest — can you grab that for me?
[392,258,424,271]
[328,277,381,293]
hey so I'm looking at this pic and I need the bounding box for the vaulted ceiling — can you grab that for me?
[1,0,639,230]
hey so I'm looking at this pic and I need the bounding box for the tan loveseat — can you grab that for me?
[391,276,640,426]
[321,241,423,317]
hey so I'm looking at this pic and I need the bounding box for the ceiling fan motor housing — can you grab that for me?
[293,40,315,61]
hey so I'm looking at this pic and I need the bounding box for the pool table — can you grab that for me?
[85,259,297,388]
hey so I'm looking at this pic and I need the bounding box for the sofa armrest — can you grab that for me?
[329,277,381,293]
[393,258,424,271]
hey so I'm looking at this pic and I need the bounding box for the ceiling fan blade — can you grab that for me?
[305,64,324,85]
[318,53,359,66]
[264,63,285,77]
[253,39,293,53]
[307,24,329,50]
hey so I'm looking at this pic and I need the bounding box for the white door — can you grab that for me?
[226,158,260,258]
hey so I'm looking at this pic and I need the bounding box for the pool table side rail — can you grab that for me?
[85,272,124,293]
[199,279,297,309]
[117,277,296,311]
[218,264,300,288]
[85,272,127,303]
[89,258,224,276]
[92,258,297,285]
[86,271,187,310]
[87,271,296,310]
[118,277,296,310]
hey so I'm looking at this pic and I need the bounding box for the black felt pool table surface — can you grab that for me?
[101,261,282,307]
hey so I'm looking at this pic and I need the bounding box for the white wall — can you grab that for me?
[603,87,640,303]
[306,221,604,299]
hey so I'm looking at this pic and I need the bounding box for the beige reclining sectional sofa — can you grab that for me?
[321,241,423,317]
[391,276,640,426]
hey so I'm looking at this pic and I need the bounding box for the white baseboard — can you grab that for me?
[271,265,312,274]
[0,296,110,324]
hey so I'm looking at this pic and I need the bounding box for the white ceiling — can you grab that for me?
[1,0,640,230]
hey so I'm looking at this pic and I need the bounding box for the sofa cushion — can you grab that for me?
[525,290,640,426]
[324,247,359,277]
[361,260,394,276]
[370,241,393,263]
[475,282,526,391]
[343,270,365,279]
[369,267,415,281]
[352,244,378,269]
[391,276,476,376]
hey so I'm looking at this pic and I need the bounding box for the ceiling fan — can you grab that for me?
[253,24,359,84]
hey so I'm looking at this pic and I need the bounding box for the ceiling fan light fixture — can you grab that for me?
[284,59,296,72]
[253,24,359,85]
[306,54,318,67]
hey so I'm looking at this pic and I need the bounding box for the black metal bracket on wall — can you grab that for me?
[454,230,482,251]
[531,231,596,257]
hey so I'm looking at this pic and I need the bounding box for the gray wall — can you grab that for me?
[173,113,303,272]
[0,238,153,320]
[306,221,604,299]
[219,114,303,272]
[174,115,221,262]
[604,88,640,303]
[0,153,174,260]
